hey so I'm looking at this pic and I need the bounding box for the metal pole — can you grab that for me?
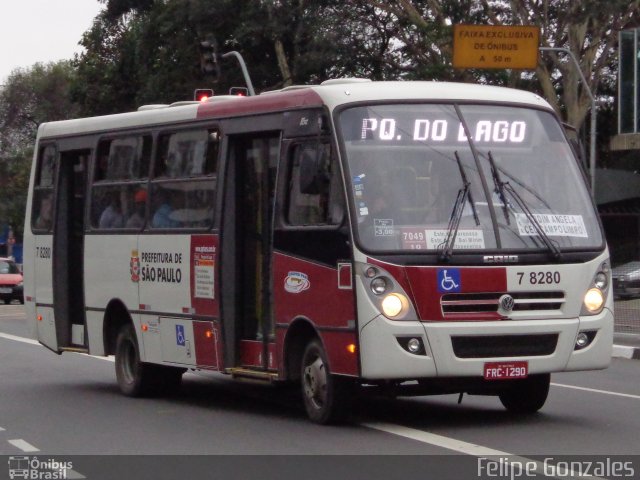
[221,51,256,96]
[539,47,597,195]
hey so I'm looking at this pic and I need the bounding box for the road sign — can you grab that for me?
[453,24,540,69]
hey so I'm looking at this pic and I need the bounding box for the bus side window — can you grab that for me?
[95,136,152,181]
[32,145,56,232]
[150,128,219,230]
[90,135,152,230]
[287,142,343,226]
[155,129,218,178]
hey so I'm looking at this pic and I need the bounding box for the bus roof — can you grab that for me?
[307,79,551,112]
[37,80,552,140]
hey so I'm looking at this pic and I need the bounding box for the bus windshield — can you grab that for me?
[339,103,603,254]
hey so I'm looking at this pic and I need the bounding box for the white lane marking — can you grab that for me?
[0,332,114,362]
[0,332,39,345]
[363,422,604,480]
[0,426,5,431]
[8,439,40,452]
[612,345,634,359]
[72,352,115,363]
[552,382,640,400]
[362,421,508,456]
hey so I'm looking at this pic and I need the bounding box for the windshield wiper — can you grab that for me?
[487,155,562,260]
[487,151,510,225]
[439,152,480,261]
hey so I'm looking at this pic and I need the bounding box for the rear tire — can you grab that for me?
[499,373,550,414]
[301,339,353,424]
[115,324,184,397]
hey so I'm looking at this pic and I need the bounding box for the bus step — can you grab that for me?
[59,346,89,354]
[227,368,279,383]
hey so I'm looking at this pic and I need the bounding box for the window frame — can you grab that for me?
[147,126,221,232]
[31,143,58,234]
[282,138,346,229]
[89,132,154,232]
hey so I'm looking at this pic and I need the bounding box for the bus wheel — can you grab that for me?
[115,324,158,397]
[498,373,550,414]
[301,339,351,424]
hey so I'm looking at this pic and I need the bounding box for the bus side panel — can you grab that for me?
[23,137,58,350]
[84,234,139,307]
[23,136,40,339]
[273,252,358,376]
[84,234,139,354]
[137,234,220,367]
[33,235,59,352]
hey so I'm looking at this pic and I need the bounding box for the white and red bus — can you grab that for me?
[24,79,613,423]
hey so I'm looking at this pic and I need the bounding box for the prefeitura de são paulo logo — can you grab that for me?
[130,249,140,282]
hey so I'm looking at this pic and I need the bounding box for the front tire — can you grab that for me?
[499,373,550,414]
[301,339,352,424]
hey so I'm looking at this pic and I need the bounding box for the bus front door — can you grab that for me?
[221,134,280,371]
[52,149,89,350]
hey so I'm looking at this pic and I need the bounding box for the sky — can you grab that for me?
[0,0,104,83]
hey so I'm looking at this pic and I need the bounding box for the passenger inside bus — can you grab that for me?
[151,188,181,228]
[99,193,124,228]
[125,189,147,228]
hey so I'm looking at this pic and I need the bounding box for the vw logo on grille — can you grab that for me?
[499,294,515,312]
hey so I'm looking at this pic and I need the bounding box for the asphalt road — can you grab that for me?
[1,304,639,479]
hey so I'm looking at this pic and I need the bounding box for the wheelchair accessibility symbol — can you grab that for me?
[176,325,186,346]
[437,268,461,293]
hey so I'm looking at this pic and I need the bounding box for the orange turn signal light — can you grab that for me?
[347,343,357,354]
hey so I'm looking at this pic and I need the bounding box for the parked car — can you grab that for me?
[0,257,23,304]
[612,261,640,299]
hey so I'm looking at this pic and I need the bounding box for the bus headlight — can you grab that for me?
[583,288,604,313]
[381,293,408,318]
[581,261,610,316]
[371,277,388,295]
[594,272,608,289]
[359,263,417,320]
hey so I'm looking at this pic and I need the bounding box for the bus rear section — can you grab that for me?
[22,80,613,424]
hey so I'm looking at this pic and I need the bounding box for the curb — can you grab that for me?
[612,344,640,360]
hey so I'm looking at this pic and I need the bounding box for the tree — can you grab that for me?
[362,0,640,131]
[73,0,421,113]
[72,11,143,116]
[504,0,640,130]
[0,148,32,242]
[0,61,79,240]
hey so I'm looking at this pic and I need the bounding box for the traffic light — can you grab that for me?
[194,89,214,102]
[199,39,220,79]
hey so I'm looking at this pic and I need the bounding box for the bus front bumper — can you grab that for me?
[358,308,613,380]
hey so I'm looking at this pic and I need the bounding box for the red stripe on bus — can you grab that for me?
[196,89,324,119]
[193,321,217,368]
[404,266,507,321]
